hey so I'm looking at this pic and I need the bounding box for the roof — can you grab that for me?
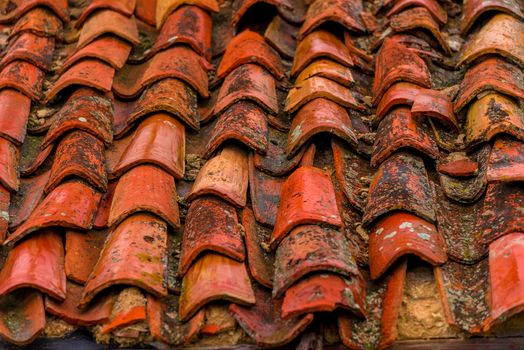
[0,0,523,348]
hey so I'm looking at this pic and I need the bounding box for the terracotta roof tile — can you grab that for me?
[76,0,136,28]
[0,32,54,71]
[0,290,45,345]
[460,0,523,34]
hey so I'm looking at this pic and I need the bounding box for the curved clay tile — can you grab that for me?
[80,213,168,306]
[458,14,524,67]
[149,5,212,61]
[44,59,115,103]
[76,0,137,28]
[0,0,68,23]
[205,101,268,158]
[372,37,431,105]
[0,32,54,71]
[371,106,439,167]
[231,0,305,28]
[295,58,354,87]
[455,58,524,112]
[100,288,147,333]
[92,182,116,230]
[0,89,31,145]
[62,35,132,71]
[281,273,366,319]
[8,170,49,231]
[0,187,7,242]
[77,9,140,49]
[109,164,180,228]
[178,252,255,321]
[242,208,275,287]
[186,145,249,207]
[0,60,44,100]
[10,8,63,39]
[156,0,219,29]
[369,212,447,279]
[113,46,209,99]
[273,225,359,298]
[387,0,447,24]
[230,285,314,347]
[438,152,479,177]
[270,166,343,249]
[135,0,157,25]
[465,93,524,147]
[285,76,364,114]
[374,82,421,125]
[112,113,186,180]
[65,229,107,284]
[42,88,113,148]
[178,196,245,276]
[45,280,113,326]
[213,64,278,117]
[411,88,458,129]
[217,30,284,80]
[45,130,107,193]
[291,30,353,77]
[461,0,523,34]
[0,230,66,300]
[0,290,45,345]
[299,0,365,39]
[0,137,19,192]
[286,98,358,158]
[264,15,298,59]
[363,152,435,226]
[5,180,102,245]
[487,136,524,182]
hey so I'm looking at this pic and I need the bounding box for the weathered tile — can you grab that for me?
[0,60,44,100]
[0,290,45,345]
[487,136,524,182]
[461,0,523,33]
[0,0,69,23]
[62,36,132,71]
[76,0,136,27]
[8,170,49,230]
[264,15,298,59]
[77,9,140,49]
[65,229,107,284]
[10,8,63,39]
[156,0,219,28]
[0,32,54,71]
[0,137,19,192]
[0,89,31,145]
[295,58,354,87]
[387,0,446,24]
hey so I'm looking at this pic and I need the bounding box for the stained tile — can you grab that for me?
[206,101,268,158]
[0,0,69,23]
[281,273,366,319]
[0,60,44,100]
[77,9,140,49]
[387,0,447,24]
[42,88,113,148]
[179,252,256,321]
[46,130,107,193]
[10,8,63,39]
[149,5,212,60]
[389,7,451,54]
[135,0,157,25]
[371,106,439,167]
[465,93,524,147]
[44,59,115,103]
[231,0,305,27]
[178,196,245,276]
[65,229,107,284]
[0,89,31,145]
[271,166,343,249]
[411,88,458,129]
[109,164,180,228]
[264,15,298,59]
[291,30,353,77]
[0,230,66,300]
[274,225,359,298]
[113,46,209,98]
[458,14,524,67]
[438,152,479,177]
[19,137,53,177]
[0,187,8,242]
[156,0,219,29]
[93,181,116,229]
[295,58,354,87]
[5,180,102,245]
[8,170,49,230]
[0,290,45,345]
[100,288,147,334]
[80,213,168,306]
[287,98,357,158]
[285,76,364,114]
[76,0,137,27]
[374,82,421,126]
[454,58,524,112]
[213,64,278,117]
[45,280,114,326]
[0,32,54,71]
[62,35,132,71]
[298,0,365,39]
[369,212,447,279]
[112,113,186,180]
[147,295,205,345]
[230,284,314,346]
[186,145,248,207]
[487,136,524,182]
[0,137,19,192]
[461,0,523,33]
[372,37,431,105]
[363,152,435,226]
[218,30,284,80]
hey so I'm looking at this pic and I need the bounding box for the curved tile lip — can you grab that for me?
[76,0,136,28]
[460,0,524,34]
[487,136,524,182]
[0,32,54,72]
[386,0,447,24]
[0,290,45,346]
[0,0,69,24]
[155,0,220,29]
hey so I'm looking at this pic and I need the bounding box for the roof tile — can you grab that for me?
[386,0,447,24]
[295,58,354,87]
[461,0,523,33]
[0,89,31,145]
[0,290,45,345]
[0,137,19,192]
[487,136,524,182]
[62,35,132,71]
[0,32,54,71]
[0,0,69,23]
[156,0,219,29]
[0,60,44,100]
[264,15,298,59]
[8,170,49,230]
[10,8,63,39]
[77,9,139,49]
[76,0,136,28]
[64,229,107,284]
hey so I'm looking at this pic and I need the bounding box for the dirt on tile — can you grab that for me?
[110,287,146,319]
[43,317,76,338]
